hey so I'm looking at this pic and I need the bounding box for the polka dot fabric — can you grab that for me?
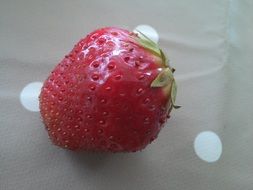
[20,82,43,112]
[1,1,252,190]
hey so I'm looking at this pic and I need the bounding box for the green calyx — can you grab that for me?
[150,68,180,109]
[132,30,180,109]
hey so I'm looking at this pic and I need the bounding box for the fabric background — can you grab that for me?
[0,0,252,189]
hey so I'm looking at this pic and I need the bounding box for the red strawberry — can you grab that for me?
[39,27,179,152]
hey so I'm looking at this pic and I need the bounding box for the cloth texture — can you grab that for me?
[0,0,252,190]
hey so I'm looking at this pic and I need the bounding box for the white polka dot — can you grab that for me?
[133,25,159,44]
[20,82,43,112]
[194,131,222,163]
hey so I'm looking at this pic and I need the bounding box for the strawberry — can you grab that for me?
[39,27,179,152]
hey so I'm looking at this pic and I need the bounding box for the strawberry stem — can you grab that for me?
[131,30,180,109]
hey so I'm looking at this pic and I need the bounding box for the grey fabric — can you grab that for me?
[0,0,252,190]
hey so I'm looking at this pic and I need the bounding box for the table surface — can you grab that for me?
[1,1,252,190]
